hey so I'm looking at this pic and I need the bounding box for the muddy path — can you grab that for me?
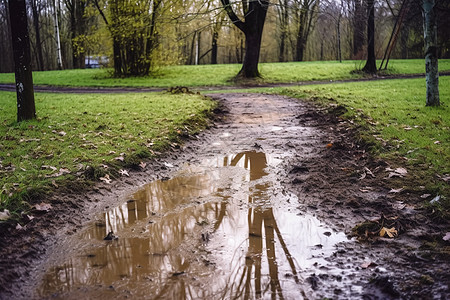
[1,93,449,299]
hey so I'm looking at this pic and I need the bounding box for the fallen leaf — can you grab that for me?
[443,232,450,241]
[139,161,147,169]
[379,227,397,238]
[420,194,432,199]
[394,167,407,175]
[386,167,407,178]
[326,143,333,149]
[164,162,174,168]
[16,223,25,230]
[0,209,10,221]
[361,261,377,269]
[364,167,375,178]
[46,168,71,178]
[119,169,129,177]
[114,156,124,162]
[100,174,112,184]
[430,195,441,204]
[434,140,441,144]
[389,188,404,194]
[34,202,52,212]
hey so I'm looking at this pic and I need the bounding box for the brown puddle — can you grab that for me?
[37,151,349,299]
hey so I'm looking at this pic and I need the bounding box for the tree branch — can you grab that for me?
[220,0,245,32]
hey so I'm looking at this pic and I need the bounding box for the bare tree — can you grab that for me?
[221,0,269,78]
[9,0,36,121]
[362,0,376,73]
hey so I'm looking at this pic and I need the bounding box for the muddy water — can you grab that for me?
[36,94,351,299]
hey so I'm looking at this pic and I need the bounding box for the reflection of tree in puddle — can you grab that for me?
[214,151,302,299]
[38,151,309,298]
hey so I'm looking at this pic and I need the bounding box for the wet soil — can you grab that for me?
[0,93,449,299]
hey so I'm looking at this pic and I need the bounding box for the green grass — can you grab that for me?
[267,77,449,200]
[0,59,449,88]
[0,91,216,217]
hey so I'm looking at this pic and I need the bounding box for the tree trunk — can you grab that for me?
[211,30,218,64]
[53,0,63,69]
[221,0,268,78]
[422,0,440,106]
[9,0,36,122]
[31,0,44,71]
[239,30,263,77]
[363,0,376,73]
[353,0,365,58]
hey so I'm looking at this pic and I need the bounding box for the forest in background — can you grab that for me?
[0,0,449,74]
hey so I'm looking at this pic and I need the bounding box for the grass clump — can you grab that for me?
[0,91,216,217]
[270,77,449,217]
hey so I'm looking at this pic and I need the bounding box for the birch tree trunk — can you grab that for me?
[422,0,440,106]
[9,0,36,121]
[53,0,63,69]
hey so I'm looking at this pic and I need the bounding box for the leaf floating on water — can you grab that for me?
[34,202,52,212]
[100,174,112,184]
[379,227,397,238]
[119,169,129,177]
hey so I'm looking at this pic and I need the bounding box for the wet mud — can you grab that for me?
[1,93,449,299]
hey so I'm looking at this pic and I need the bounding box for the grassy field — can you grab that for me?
[0,59,449,88]
[0,91,216,216]
[265,77,449,205]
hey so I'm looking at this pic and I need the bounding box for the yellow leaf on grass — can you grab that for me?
[379,227,398,238]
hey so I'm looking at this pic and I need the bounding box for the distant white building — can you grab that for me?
[85,56,109,68]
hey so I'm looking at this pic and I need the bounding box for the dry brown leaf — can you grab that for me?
[100,174,112,184]
[361,261,377,269]
[379,227,397,238]
[443,232,450,241]
[119,169,129,177]
[34,202,52,212]
[114,156,124,162]
[0,209,10,221]
[139,161,147,169]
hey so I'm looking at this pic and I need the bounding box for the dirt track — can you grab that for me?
[0,93,449,299]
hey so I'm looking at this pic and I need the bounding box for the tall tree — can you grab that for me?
[8,0,36,121]
[66,0,88,69]
[294,0,319,62]
[220,0,269,78]
[352,0,365,58]
[30,0,45,70]
[362,0,376,73]
[422,0,439,106]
